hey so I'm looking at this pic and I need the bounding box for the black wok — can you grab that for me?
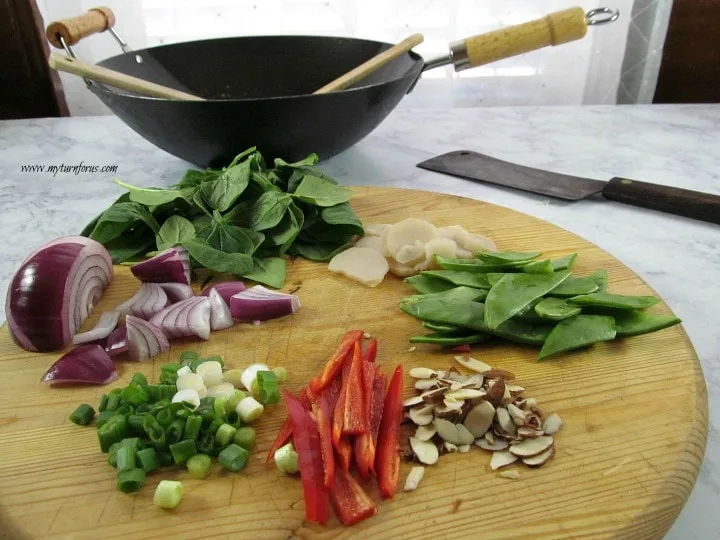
[46,6,618,167]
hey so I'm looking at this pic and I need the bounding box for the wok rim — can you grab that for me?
[91,34,426,103]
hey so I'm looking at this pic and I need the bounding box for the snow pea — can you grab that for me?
[478,250,542,264]
[513,299,551,324]
[567,292,659,310]
[590,269,608,292]
[404,274,455,294]
[486,273,507,286]
[612,310,681,337]
[548,276,599,297]
[538,315,616,360]
[421,270,491,289]
[435,256,527,273]
[409,333,491,346]
[400,286,487,306]
[551,253,577,271]
[422,322,465,334]
[534,297,581,321]
[484,271,571,329]
[523,259,553,274]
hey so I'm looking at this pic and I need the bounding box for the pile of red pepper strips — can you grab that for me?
[266,330,404,526]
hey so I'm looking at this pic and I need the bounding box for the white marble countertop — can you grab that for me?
[0,104,718,538]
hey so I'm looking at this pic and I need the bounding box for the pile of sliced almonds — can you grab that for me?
[403,356,563,478]
[328,218,496,287]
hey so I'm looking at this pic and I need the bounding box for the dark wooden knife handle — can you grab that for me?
[602,178,720,225]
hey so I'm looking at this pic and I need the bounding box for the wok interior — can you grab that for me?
[97,35,424,99]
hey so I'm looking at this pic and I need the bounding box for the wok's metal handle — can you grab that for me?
[46,7,116,48]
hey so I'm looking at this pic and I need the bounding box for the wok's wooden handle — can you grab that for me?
[314,33,424,94]
[46,6,116,48]
[460,7,587,68]
[48,52,205,101]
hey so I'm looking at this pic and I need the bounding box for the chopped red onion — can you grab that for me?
[105,325,128,357]
[208,288,233,331]
[6,236,113,352]
[72,311,120,345]
[41,344,118,385]
[116,283,169,319]
[157,282,195,303]
[150,296,212,340]
[229,285,300,321]
[126,315,169,361]
[200,281,246,305]
[131,246,191,285]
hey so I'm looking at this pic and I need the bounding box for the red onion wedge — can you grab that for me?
[41,344,118,385]
[157,282,195,303]
[229,286,300,321]
[150,296,212,340]
[116,283,169,319]
[6,236,113,352]
[200,281,246,305]
[126,315,169,361]
[208,289,233,331]
[131,246,191,285]
[72,311,120,345]
[105,325,128,357]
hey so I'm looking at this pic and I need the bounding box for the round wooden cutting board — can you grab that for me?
[0,187,707,540]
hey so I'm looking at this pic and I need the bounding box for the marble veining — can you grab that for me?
[0,104,719,539]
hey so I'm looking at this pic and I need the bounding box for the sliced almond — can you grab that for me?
[506,384,525,395]
[445,388,485,401]
[484,431,495,444]
[490,450,518,470]
[421,387,448,404]
[496,407,517,436]
[475,438,509,451]
[409,367,437,379]
[507,403,526,422]
[433,418,473,445]
[408,405,435,426]
[444,441,458,453]
[415,379,441,391]
[524,398,538,409]
[434,405,460,419]
[455,424,475,446]
[524,414,542,431]
[409,437,439,465]
[482,369,515,380]
[442,397,464,411]
[462,401,495,438]
[458,445,471,453]
[543,413,563,435]
[403,395,424,408]
[501,384,512,405]
[522,446,555,467]
[403,466,426,491]
[500,470,521,480]
[517,427,544,439]
[466,374,484,388]
[508,436,554,458]
[485,378,506,407]
[414,425,437,442]
[453,355,492,374]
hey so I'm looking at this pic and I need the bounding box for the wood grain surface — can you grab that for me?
[0,187,707,540]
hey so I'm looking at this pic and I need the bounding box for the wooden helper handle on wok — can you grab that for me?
[46,6,116,49]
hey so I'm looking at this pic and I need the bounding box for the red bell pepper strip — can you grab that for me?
[323,373,343,414]
[375,365,404,499]
[310,330,364,394]
[331,355,352,448]
[342,340,367,435]
[265,387,312,463]
[370,369,387,450]
[362,337,377,364]
[329,463,378,526]
[283,390,329,525]
[336,436,353,472]
[353,341,379,477]
[311,394,335,489]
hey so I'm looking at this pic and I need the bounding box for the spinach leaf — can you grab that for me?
[192,214,212,231]
[290,241,352,261]
[320,203,363,235]
[242,257,286,288]
[222,200,252,228]
[262,203,303,251]
[200,161,250,212]
[228,146,258,167]
[248,192,292,231]
[292,175,352,207]
[274,153,319,169]
[250,170,282,193]
[90,201,160,243]
[198,212,262,255]
[157,215,196,250]
[81,193,131,237]
[114,179,187,206]
[173,169,216,189]
[104,230,156,264]
[183,238,254,275]
[193,189,213,217]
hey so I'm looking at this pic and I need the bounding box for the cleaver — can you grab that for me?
[417,150,720,225]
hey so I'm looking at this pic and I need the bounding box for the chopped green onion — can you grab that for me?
[117,468,146,493]
[208,417,225,434]
[236,396,264,423]
[225,390,246,413]
[98,394,109,412]
[95,410,115,428]
[116,445,136,473]
[130,372,148,387]
[179,351,199,367]
[197,431,215,455]
[121,382,149,406]
[215,423,237,447]
[69,404,95,425]
[199,411,217,429]
[191,355,224,373]
[161,362,182,375]
[198,396,216,408]
[128,414,145,433]
[160,371,178,385]
[146,384,176,403]
[136,448,159,473]
[218,444,249,472]
[153,480,183,509]
[147,422,167,450]
[98,414,128,452]
[225,411,241,427]
[250,379,259,396]
[165,418,186,445]
[186,454,212,479]
[150,399,170,412]
[135,403,153,415]
[108,442,121,467]
[169,439,197,465]
[222,369,243,389]
[183,415,202,441]
[256,371,280,405]
[274,442,299,474]
[114,403,133,416]
[213,397,227,418]
[157,451,174,467]
[232,427,255,451]
[272,366,288,382]
[120,437,141,451]
[106,392,121,411]
[155,408,174,427]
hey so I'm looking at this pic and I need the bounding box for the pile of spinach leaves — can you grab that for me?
[80,148,364,288]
